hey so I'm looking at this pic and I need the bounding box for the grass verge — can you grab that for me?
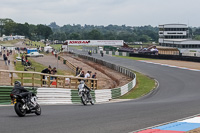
[113,55,155,60]
[120,71,156,99]
[50,44,62,51]
[69,45,83,49]
[113,55,156,99]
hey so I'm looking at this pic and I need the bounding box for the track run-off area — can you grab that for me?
[1,48,200,133]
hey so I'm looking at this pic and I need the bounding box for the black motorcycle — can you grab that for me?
[78,81,94,105]
[10,91,41,117]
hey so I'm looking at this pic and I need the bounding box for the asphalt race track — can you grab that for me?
[1,49,200,133]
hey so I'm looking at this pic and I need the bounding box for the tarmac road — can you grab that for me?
[0,49,200,133]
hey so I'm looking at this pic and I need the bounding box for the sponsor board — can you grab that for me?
[66,40,124,46]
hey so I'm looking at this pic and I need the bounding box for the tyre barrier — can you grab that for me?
[0,86,37,105]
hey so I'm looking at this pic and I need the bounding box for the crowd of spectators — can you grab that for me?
[76,67,97,82]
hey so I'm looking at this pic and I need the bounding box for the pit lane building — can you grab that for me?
[158,24,200,52]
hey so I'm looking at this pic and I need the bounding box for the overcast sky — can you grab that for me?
[1,0,200,27]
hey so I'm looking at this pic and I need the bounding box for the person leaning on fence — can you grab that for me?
[41,66,51,84]
[84,71,91,78]
[91,72,97,88]
[78,71,85,82]
[76,67,80,76]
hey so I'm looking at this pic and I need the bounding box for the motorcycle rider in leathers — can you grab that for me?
[12,81,32,106]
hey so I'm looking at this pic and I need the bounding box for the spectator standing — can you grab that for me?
[7,52,9,57]
[41,66,51,84]
[91,72,97,89]
[78,71,85,82]
[80,71,85,78]
[14,60,16,66]
[52,67,57,75]
[84,71,91,78]
[76,67,80,76]
[8,59,10,65]
[3,54,7,65]
[92,72,97,79]
[21,55,24,65]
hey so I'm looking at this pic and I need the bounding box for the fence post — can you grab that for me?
[63,77,65,88]
[41,75,43,87]
[10,72,13,86]
[32,73,34,86]
[48,76,50,87]
[56,77,58,88]
[21,73,24,86]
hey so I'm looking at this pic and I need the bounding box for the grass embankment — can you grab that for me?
[50,44,62,51]
[25,40,46,48]
[0,39,23,45]
[113,55,156,99]
[120,71,156,99]
[69,45,83,49]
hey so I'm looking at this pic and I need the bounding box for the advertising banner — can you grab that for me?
[67,40,123,46]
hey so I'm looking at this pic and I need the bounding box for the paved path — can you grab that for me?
[30,54,73,74]
[0,51,16,85]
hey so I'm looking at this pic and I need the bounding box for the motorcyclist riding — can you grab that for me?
[78,80,92,100]
[11,81,32,106]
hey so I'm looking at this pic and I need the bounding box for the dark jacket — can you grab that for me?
[11,86,29,95]
[41,68,51,74]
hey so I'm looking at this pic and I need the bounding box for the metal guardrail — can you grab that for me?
[69,52,135,79]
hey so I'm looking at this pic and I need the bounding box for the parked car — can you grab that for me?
[26,52,44,57]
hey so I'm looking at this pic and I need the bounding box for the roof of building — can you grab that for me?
[159,24,187,28]
[163,39,200,45]
[156,46,179,51]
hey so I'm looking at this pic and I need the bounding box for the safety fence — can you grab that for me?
[0,70,97,90]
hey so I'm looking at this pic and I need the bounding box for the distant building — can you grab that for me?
[1,35,25,41]
[158,24,200,52]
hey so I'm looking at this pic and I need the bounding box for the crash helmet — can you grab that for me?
[14,81,21,87]
[80,80,85,84]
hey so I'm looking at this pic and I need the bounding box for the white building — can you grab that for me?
[1,35,25,41]
[158,24,200,52]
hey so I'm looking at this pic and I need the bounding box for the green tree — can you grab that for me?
[138,35,151,42]
[0,18,14,36]
[36,24,53,40]
[87,29,103,39]
[3,19,16,36]
[69,33,81,40]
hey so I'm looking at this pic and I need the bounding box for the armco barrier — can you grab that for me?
[96,50,129,57]
[129,53,200,63]
[0,86,37,105]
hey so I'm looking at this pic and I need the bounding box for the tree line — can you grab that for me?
[1,19,200,43]
[0,18,52,41]
[48,22,159,43]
